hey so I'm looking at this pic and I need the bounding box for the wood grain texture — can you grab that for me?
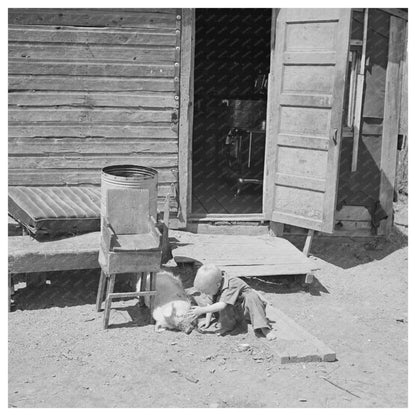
[9,125,177,139]
[379,16,406,235]
[171,231,315,276]
[9,155,178,170]
[9,109,174,124]
[399,23,408,136]
[8,9,179,198]
[8,232,101,273]
[9,44,176,63]
[8,9,177,28]
[9,92,178,108]
[9,61,175,78]
[321,9,352,232]
[186,223,269,236]
[8,138,178,155]
[266,9,351,234]
[8,170,179,189]
[178,8,194,227]
[9,25,177,45]
[263,8,280,220]
[264,304,336,363]
[9,75,175,92]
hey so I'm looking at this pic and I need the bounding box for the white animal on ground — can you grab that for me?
[141,271,196,334]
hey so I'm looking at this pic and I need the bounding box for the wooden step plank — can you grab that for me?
[171,231,316,276]
[174,251,312,265]
[8,232,100,274]
[223,264,313,277]
[263,304,336,363]
[186,223,270,236]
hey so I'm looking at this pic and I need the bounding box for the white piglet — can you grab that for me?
[144,271,196,334]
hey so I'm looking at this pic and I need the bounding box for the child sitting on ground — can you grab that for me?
[188,263,276,340]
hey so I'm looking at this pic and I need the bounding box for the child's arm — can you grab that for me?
[199,312,213,329]
[190,301,226,319]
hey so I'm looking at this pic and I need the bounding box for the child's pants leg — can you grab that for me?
[218,305,240,332]
[242,290,270,330]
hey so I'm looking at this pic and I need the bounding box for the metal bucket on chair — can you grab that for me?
[97,165,161,329]
[101,165,158,226]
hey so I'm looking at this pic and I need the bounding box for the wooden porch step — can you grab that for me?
[171,230,317,277]
[263,304,336,363]
[8,232,100,274]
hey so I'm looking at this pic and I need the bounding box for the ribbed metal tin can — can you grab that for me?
[101,165,158,223]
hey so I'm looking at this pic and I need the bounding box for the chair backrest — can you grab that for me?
[105,188,150,235]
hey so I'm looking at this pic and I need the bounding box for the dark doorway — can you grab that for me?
[191,9,272,215]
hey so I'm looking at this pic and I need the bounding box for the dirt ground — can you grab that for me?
[8,197,408,408]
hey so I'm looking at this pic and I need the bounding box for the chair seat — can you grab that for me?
[111,232,160,252]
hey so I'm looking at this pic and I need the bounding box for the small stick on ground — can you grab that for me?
[321,377,361,399]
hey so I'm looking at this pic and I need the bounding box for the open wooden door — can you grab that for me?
[264,9,352,233]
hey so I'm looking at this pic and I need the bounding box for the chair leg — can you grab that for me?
[149,272,156,324]
[96,270,107,312]
[9,273,13,312]
[103,274,116,329]
[138,272,146,307]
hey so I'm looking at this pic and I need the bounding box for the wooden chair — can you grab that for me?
[96,187,162,329]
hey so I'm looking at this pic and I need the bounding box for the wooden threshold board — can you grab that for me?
[262,304,336,363]
[171,230,317,276]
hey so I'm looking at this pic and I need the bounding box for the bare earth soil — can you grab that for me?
[8,201,408,408]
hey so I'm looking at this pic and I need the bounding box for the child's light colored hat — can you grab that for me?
[194,263,222,293]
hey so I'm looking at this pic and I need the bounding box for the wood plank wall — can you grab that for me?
[8,8,180,213]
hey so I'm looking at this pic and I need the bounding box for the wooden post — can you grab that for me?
[9,273,13,312]
[161,194,172,264]
[303,229,315,257]
[149,272,156,324]
[178,9,195,226]
[95,270,107,312]
[351,8,368,172]
[103,274,116,329]
[379,16,406,235]
[347,50,358,127]
[138,272,146,307]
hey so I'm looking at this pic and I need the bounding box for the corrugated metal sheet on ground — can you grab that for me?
[8,186,101,238]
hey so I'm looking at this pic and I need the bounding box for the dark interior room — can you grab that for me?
[192,9,272,215]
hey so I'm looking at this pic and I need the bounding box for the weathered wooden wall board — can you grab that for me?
[8,8,181,217]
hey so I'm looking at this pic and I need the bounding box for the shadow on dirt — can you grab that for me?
[287,225,407,270]
[106,304,152,329]
[10,262,329,312]
[11,222,406,312]
[243,275,329,297]
[11,269,140,312]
